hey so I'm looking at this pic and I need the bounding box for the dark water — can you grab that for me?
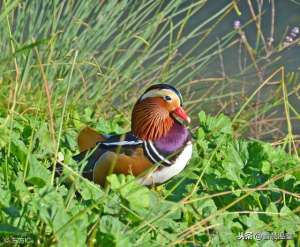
[175,1,300,138]
[179,1,300,72]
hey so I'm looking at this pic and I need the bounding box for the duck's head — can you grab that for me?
[131,84,190,141]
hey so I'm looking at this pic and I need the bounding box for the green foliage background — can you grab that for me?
[0,1,299,246]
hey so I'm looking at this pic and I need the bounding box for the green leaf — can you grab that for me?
[202,113,232,135]
[108,174,157,212]
[0,187,11,208]
[0,126,10,148]
[103,193,122,215]
[279,206,300,234]
[198,110,206,123]
[34,123,56,155]
[3,206,20,218]
[222,143,245,187]
[0,224,26,236]
[240,214,268,231]
[78,183,104,201]
[100,215,125,235]
[26,156,51,187]
[261,161,271,175]
[11,137,28,163]
[99,215,131,247]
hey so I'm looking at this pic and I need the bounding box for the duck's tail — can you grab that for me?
[77,126,107,152]
[54,126,106,179]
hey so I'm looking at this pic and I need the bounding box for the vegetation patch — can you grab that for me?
[0,1,299,246]
[0,112,299,246]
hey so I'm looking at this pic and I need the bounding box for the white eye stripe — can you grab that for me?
[140,89,178,102]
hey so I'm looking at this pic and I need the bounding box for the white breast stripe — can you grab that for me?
[148,141,172,165]
[138,142,192,185]
[143,142,159,164]
[102,140,143,146]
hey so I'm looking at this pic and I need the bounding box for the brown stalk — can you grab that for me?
[35,48,56,144]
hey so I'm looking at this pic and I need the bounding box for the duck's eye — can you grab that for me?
[164,95,172,101]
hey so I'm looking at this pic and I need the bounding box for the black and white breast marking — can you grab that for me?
[138,141,192,185]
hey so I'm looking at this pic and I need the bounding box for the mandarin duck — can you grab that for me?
[73,84,192,186]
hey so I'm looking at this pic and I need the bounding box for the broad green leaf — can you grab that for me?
[26,156,51,187]
[222,144,245,187]
[0,224,26,235]
[0,187,11,207]
[279,206,300,234]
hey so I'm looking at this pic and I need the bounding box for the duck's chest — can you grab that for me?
[139,141,193,185]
